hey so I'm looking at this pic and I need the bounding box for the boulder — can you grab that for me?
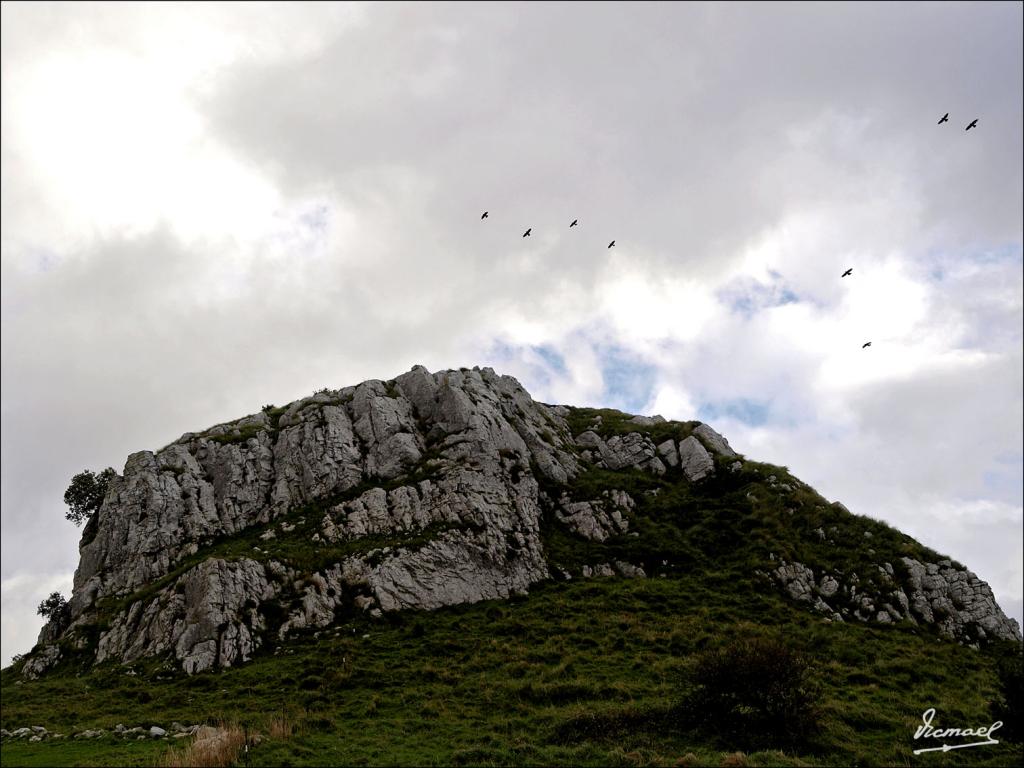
[678,436,714,481]
[692,423,737,457]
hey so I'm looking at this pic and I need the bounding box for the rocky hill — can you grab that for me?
[22,365,1021,681]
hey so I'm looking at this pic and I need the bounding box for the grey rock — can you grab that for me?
[614,561,647,578]
[96,558,278,674]
[900,557,1021,642]
[555,490,633,542]
[149,726,167,738]
[628,414,666,426]
[819,575,839,597]
[602,433,661,473]
[771,556,1021,643]
[656,439,679,467]
[678,436,714,481]
[773,561,816,602]
[22,645,60,679]
[692,423,737,457]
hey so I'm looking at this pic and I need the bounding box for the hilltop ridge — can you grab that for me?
[21,365,1021,681]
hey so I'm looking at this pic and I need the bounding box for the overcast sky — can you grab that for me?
[2,1,1021,666]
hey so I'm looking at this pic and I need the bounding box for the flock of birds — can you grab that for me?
[938,112,979,131]
[480,211,617,250]
[480,113,980,351]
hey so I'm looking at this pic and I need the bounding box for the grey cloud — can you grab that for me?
[199,2,1021,274]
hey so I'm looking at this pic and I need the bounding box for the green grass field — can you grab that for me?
[3,575,1020,767]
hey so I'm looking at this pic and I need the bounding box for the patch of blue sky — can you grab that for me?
[975,242,1022,265]
[533,344,567,376]
[479,340,565,393]
[597,347,656,415]
[698,398,772,428]
[717,276,801,320]
[983,453,1024,504]
[922,242,1023,281]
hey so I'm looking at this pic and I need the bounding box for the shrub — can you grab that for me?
[37,591,70,629]
[991,647,1023,742]
[683,636,821,748]
[63,467,115,525]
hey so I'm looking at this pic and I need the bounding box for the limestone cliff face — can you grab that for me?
[23,366,1021,678]
[57,366,573,675]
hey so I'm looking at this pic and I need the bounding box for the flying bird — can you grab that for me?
[570,219,578,228]
[481,211,488,219]
[842,268,853,277]
[608,240,616,248]
[522,228,532,237]
[862,342,872,349]
[966,119,978,131]
[938,113,948,124]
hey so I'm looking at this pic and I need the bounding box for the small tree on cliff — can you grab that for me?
[37,591,70,629]
[63,468,116,526]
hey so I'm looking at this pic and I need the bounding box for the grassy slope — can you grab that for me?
[3,578,1020,767]
[2,407,1020,766]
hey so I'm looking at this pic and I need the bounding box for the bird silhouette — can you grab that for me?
[842,268,853,278]
[938,113,949,125]
[522,228,532,237]
[862,342,872,349]
[966,119,978,131]
[570,219,578,228]
[608,240,616,248]
[481,211,488,219]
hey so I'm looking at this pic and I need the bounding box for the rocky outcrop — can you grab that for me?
[575,431,665,475]
[771,557,1022,644]
[554,489,635,542]
[23,365,1019,678]
[899,557,1020,643]
[21,646,61,680]
[34,367,590,675]
[95,558,280,674]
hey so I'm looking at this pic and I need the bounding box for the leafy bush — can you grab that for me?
[63,468,116,525]
[37,591,70,630]
[683,636,821,748]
